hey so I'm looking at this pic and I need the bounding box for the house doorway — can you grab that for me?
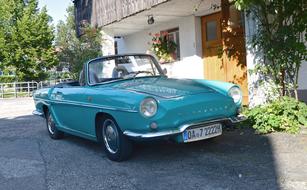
[201,6,248,104]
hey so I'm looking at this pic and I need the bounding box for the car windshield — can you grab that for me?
[88,55,163,85]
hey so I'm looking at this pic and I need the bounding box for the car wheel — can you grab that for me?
[101,117,133,161]
[45,110,64,139]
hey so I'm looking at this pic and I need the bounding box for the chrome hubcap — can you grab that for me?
[102,119,119,154]
[47,113,55,135]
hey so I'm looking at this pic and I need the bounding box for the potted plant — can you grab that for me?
[150,32,177,63]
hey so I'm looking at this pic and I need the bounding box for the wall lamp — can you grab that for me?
[147,15,154,25]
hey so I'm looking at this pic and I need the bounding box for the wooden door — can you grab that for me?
[202,10,248,104]
[202,12,225,82]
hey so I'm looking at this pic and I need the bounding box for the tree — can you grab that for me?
[0,0,24,74]
[234,0,307,100]
[55,6,102,79]
[0,0,58,81]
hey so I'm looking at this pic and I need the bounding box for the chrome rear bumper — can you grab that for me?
[123,114,246,138]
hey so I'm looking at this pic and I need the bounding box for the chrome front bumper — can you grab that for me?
[123,114,247,138]
[32,110,44,117]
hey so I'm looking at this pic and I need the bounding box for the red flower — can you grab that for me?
[161,31,168,36]
[154,33,160,37]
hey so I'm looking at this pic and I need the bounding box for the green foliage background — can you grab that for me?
[234,0,307,99]
[233,0,307,134]
[55,6,102,79]
[0,76,16,83]
[0,0,58,81]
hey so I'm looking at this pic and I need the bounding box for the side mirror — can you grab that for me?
[163,68,168,75]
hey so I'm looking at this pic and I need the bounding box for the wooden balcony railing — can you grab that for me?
[74,0,169,31]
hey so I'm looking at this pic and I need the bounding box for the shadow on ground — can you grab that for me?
[0,115,281,190]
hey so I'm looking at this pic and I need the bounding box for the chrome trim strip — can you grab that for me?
[32,110,44,117]
[123,115,247,138]
[33,98,138,113]
[230,114,247,123]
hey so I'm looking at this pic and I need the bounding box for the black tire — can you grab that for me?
[100,116,133,161]
[45,109,64,140]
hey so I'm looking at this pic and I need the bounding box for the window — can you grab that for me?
[206,21,217,41]
[114,40,118,55]
[162,28,180,60]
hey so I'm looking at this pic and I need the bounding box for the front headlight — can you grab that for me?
[228,86,242,104]
[140,98,158,118]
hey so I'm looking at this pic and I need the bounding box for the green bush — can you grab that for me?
[0,76,16,83]
[47,71,72,80]
[243,97,307,134]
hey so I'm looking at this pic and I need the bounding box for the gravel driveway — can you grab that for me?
[0,98,306,190]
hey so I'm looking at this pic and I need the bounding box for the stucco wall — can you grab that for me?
[298,62,307,90]
[115,15,204,79]
[101,31,115,55]
[244,12,266,106]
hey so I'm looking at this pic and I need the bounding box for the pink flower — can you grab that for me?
[161,31,168,36]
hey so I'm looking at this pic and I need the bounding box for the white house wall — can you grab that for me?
[298,61,307,90]
[101,31,115,55]
[244,12,266,106]
[115,15,204,79]
[297,61,307,102]
[298,32,307,90]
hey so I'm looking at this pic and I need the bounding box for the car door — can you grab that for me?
[50,84,91,136]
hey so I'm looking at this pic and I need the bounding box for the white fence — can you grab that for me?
[0,79,72,98]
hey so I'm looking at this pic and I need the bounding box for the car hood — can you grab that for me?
[108,77,217,98]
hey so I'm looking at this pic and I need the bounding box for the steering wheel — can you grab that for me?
[129,71,154,78]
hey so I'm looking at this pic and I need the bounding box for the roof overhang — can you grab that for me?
[103,0,221,36]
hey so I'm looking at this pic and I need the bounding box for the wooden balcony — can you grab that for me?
[74,0,221,36]
[74,0,169,31]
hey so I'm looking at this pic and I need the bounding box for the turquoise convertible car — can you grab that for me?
[33,54,245,161]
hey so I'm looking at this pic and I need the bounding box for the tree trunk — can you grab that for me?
[294,89,298,100]
[281,69,286,96]
[294,62,300,101]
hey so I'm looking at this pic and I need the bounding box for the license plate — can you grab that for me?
[183,123,222,143]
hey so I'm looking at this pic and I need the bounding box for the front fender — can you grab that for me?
[193,79,242,107]
[33,88,53,116]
